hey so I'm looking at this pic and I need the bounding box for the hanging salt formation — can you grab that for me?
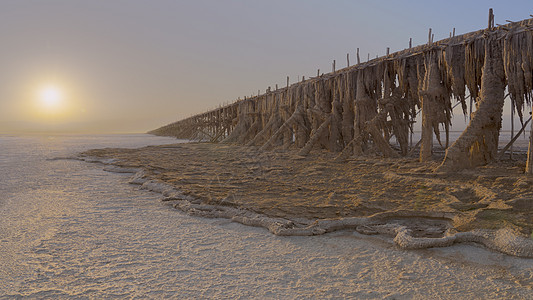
[438,34,506,171]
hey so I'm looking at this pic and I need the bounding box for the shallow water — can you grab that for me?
[0,134,532,298]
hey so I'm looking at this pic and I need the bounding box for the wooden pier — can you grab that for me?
[150,11,533,172]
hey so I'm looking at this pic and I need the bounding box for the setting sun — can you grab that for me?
[38,85,63,110]
[26,83,77,122]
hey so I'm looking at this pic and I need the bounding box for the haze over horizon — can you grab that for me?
[1,0,532,134]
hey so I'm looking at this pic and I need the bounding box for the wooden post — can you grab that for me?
[498,117,531,160]
[409,38,412,48]
[511,99,515,159]
[298,116,332,156]
[367,53,370,62]
[527,112,533,174]
[453,28,455,37]
[317,69,320,77]
[437,34,506,171]
[488,8,494,30]
[333,60,336,72]
[469,95,473,120]
[276,84,278,90]
[428,28,432,45]
[347,53,350,67]
[357,48,360,64]
[420,53,440,162]
[409,120,413,148]
[287,76,289,88]
[386,47,390,55]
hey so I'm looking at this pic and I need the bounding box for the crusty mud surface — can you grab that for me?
[82,142,533,239]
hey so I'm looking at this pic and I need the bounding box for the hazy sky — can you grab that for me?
[0,0,532,134]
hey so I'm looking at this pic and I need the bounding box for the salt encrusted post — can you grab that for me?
[419,54,436,162]
[295,82,312,147]
[298,77,333,156]
[341,72,355,145]
[353,71,377,155]
[260,87,308,151]
[298,116,331,156]
[527,115,533,174]
[330,78,344,152]
[511,99,515,159]
[438,34,506,171]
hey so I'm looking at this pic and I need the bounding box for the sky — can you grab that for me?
[0,0,532,134]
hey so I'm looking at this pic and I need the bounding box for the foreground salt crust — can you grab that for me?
[125,167,533,258]
[80,155,533,258]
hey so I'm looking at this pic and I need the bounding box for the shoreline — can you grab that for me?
[80,142,533,257]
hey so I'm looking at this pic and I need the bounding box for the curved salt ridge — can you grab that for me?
[46,156,79,161]
[77,156,118,165]
[134,172,533,258]
[395,229,533,258]
[77,155,141,174]
[129,170,149,185]
[103,166,141,173]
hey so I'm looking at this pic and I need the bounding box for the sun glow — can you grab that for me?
[9,77,89,132]
[38,85,63,110]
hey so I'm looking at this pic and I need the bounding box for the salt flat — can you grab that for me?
[1,135,532,298]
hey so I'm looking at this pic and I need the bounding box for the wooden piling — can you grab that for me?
[347,53,350,67]
[511,98,515,159]
[527,113,533,174]
[488,8,494,30]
